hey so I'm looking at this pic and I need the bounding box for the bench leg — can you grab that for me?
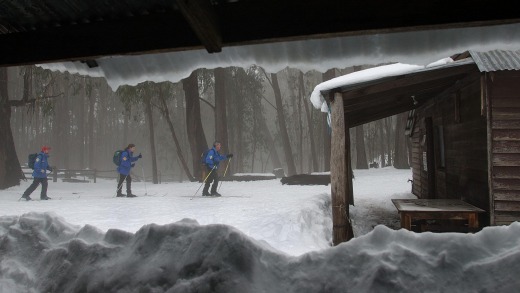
[400,213,412,230]
[468,213,478,231]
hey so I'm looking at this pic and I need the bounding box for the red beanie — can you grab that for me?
[41,146,51,152]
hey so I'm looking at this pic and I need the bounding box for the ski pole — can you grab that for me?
[218,157,231,192]
[191,166,216,198]
[141,164,148,196]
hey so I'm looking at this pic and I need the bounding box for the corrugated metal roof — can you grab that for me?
[469,49,520,72]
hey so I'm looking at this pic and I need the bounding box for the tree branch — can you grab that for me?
[199,97,215,109]
[8,93,63,107]
[258,67,277,111]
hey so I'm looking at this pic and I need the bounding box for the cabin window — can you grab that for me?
[435,126,445,169]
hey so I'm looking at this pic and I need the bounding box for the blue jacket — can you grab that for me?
[33,152,51,178]
[117,149,139,175]
[205,147,228,170]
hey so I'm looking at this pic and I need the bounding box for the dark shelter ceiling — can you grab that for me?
[1,0,519,67]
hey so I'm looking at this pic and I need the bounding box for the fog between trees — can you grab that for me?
[2,65,408,188]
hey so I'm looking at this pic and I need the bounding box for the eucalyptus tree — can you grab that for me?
[0,66,60,189]
[226,67,265,173]
[299,71,319,172]
[393,112,410,169]
[154,82,196,181]
[321,69,336,171]
[182,70,208,180]
[117,82,159,184]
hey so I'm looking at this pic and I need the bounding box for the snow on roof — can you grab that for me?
[310,58,456,113]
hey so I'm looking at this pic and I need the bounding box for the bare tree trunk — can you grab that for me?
[87,83,95,169]
[214,68,232,176]
[385,116,394,166]
[356,125,368,169]
[77,77,86,169]
[182,71,208,181]
[0,67,23,189]
[157,93,196,181]
[378,119,386,168]
[251,117,257,172]
[271,72,296,176]
[322,69,335,171]
[259,112,282,169]
[394,112,410,169]
[52,75,66,169]
[297,80,303,173]
[123,105,130,147]
[144,96,159,184]
[300,71,318,172]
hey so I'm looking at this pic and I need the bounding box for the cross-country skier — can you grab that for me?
[116,144,142,197]
[22,146,53,201]
[202,141,233,196]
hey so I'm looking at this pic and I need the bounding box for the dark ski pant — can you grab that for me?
[117,174,132,195]
[23,178,48,198]
[203,168,219,194]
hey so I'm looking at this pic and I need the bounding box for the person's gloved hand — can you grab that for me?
[131,163,135,167]
[227,153,234,158]
[138,153,142,158]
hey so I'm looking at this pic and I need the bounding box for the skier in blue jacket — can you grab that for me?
[202,141,233,196]
[116,144,142,197]
[22,146,53,201]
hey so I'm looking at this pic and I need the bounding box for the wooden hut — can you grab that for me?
[317,49,520,244]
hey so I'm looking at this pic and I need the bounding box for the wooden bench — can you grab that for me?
[392,199,485,233]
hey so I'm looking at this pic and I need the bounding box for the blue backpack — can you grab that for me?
[113,150,124,166]
[201,149,210,165]
[28,153,38,169]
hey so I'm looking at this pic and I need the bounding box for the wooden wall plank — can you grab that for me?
[492,119,520,130]
[492,166,520,179]
[493,178,520,190]
[492,107,520,120]
[492,141,520,153]
[495,200,520,212]
[494,190,520,201]
[492,154,520,166]
[491,96,520,108]
[494,211,520,224]
[492,129,520,141]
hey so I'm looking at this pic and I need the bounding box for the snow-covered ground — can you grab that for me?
[1,168,519,292]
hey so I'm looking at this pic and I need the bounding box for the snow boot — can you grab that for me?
[116,192,126,197]
[41,196,51,200]
[127,193,137,198]
[22,195,32,201]
[211,192,221,197]
[202,191,211,196]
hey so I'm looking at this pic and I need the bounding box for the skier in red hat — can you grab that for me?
[22,146,53,201]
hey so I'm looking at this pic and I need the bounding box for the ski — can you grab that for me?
[181,195,250,199]
[113,193,167,198]
[18,196,66,201]
[142,192,167,197]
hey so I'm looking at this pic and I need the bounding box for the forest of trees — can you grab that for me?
[0,64,410,189]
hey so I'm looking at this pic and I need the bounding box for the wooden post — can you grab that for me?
[330,92,351,245]
[53,167,58,182]
[94,169,97,183]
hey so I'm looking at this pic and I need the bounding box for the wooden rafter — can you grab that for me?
[176,0,222,53]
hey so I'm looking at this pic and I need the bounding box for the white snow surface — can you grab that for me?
[1,168,519,292]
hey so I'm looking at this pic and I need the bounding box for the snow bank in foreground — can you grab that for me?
[1,213,519,292]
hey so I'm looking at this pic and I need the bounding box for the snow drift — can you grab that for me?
[1,212,519,292]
